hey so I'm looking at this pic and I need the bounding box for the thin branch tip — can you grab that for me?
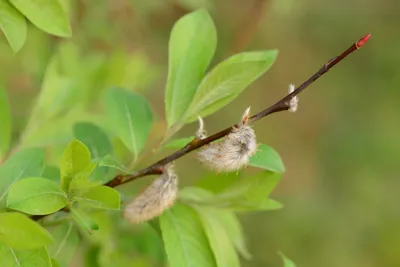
[356,34,371,49]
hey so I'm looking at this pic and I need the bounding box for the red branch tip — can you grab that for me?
[356,34,371,49]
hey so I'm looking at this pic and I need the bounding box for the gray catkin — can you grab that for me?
[123,165,178,224]
[197,107,257,172]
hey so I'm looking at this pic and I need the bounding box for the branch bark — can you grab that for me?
[34,34,371,221]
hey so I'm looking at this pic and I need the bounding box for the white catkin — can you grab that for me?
[123,165,178,224]
[197,107,257,172]
[288,84,299,112]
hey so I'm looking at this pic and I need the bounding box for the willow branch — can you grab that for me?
[106,34,371,187]
[33,34,370,222]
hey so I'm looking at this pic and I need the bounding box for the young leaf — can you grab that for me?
[9,0,71,37]
[0,87,11,158]
[165,9,217,128]
[163,136,195,149]
[47,222,79,267]
[0,0,26,52]
[0,243,52,267]
[279,252,297,267]
[68,162,97,193]
[104,88,153,161]
[7,177,68,215]
[96,155,130,174]
[249,143,285,173]
[194,206,240,267]
[73,186,120,210]
[183,50,278,123]
[60,139,91,191]
[0,212,53,249]
[159,204,216,267]
[0,148,45,208]
[73,122,113,159]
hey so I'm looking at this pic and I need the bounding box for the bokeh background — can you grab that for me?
[1,0,399,266]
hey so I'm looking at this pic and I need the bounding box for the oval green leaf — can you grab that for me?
[249,143,285,173]
[104,88,153,161]
[184,50,278,123]
[9,0,71,37]
[0,87,11,158]
[73,122,113,159]
[7,177,68,215]
[73,186,120,210]
[0,148,46,208]
[60,139,91,191]
[159,204,216,267]
[165,9,217,128]
[0,212,53,249]
[0,0,26,52]
[0,243,52,266]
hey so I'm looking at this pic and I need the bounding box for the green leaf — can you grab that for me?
[96,155,130,174]
[194,206,240,267]
[216,211,252,260]
[0,88,11,158]
[9,0,71,37]
[196,172,241,193]
[164,136,195,149]
[0,0,26,52]
[279,252,297,267]
[47,222,79,267]
[42,165,60,183]
[0,243,52,266]
[230,198,284,212]
[184,172,282,211]
[249,143,285,172]
[159,204,216,267]
[179,187,251,259]
[71,208,99,233]
[51,258,61,267]
[165,9,217,128]
[0,148,45,208]
[7,177,68,215]
[68,162,97,193]
[60,139,91,191]
[73,186,120,210]
[104,88,153,161]
[0,212,53,249]
[184,50,278,123]
[73,122,113,159]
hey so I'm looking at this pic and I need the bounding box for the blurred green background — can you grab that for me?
[1,0,399,266]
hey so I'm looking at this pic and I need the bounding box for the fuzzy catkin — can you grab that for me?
[123,165,178,224]
[197,108,257,172]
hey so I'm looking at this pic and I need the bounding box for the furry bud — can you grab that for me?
[288,84,299,112]
[197,107,257,172]
[123,164,178,224]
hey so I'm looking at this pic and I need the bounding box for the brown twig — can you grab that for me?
[106,34,371,187]
[34,34,371,221]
